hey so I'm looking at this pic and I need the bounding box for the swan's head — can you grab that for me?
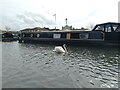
[63,44,66,48]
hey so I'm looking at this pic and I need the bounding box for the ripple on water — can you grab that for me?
[2,42,119,88]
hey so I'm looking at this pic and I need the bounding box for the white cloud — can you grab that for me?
[0,0,119,30]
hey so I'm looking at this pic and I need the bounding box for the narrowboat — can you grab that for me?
[18,22,120,46]
[2,32,18,42]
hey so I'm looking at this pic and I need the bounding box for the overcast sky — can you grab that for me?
[0,0,119,31]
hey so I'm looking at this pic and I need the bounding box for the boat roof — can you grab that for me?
[95,22,120,26]
[20,22,120,33]
[92,22,120,32]
[21,30,91,33]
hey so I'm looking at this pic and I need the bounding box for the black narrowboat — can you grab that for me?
[2,32,18,42]
[18,22,120,46]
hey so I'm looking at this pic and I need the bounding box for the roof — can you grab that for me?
[92,22,120,31]
[95,22,120,26]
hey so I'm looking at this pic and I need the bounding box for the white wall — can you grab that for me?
[0,42,2,89]
[118,1,120,23]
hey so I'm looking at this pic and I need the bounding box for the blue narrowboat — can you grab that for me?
[18,22,120,46]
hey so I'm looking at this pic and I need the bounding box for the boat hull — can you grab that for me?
[19,37,120,46]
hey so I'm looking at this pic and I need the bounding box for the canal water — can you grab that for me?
[1,41,119,88]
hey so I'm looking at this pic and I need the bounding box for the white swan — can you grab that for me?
[53,44,67,53]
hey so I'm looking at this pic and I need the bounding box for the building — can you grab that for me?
[20,27,60,32]
[20,27,50,32]
[62,25,73,30]
[62,18,73,30]
[62,18,88,31]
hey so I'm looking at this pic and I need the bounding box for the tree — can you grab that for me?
[87,23,95,30]
[5,26,11,31]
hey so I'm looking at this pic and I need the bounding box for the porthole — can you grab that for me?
[31,34,33,37]
[37,34,40,38]
[2,35,5,38]
[23,34,25,37]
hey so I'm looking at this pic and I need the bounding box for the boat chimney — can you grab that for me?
[65,18,67,25]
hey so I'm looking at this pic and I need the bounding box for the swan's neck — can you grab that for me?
[63,45,67,53]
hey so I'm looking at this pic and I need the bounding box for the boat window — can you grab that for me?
[23,34,25,37]
[61,33,66,38]
[112,24,118,31]
[53,34,61,38]
[79,33,89,39]
[40,33,48,38]
[47,33,53,38]
[116,25,120,32]
[105,25,111,32]
[37,34,40,38]
[71,33,79,39]
[31,34,33,37]
[2,35,5,38]
[95,25,104,31]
